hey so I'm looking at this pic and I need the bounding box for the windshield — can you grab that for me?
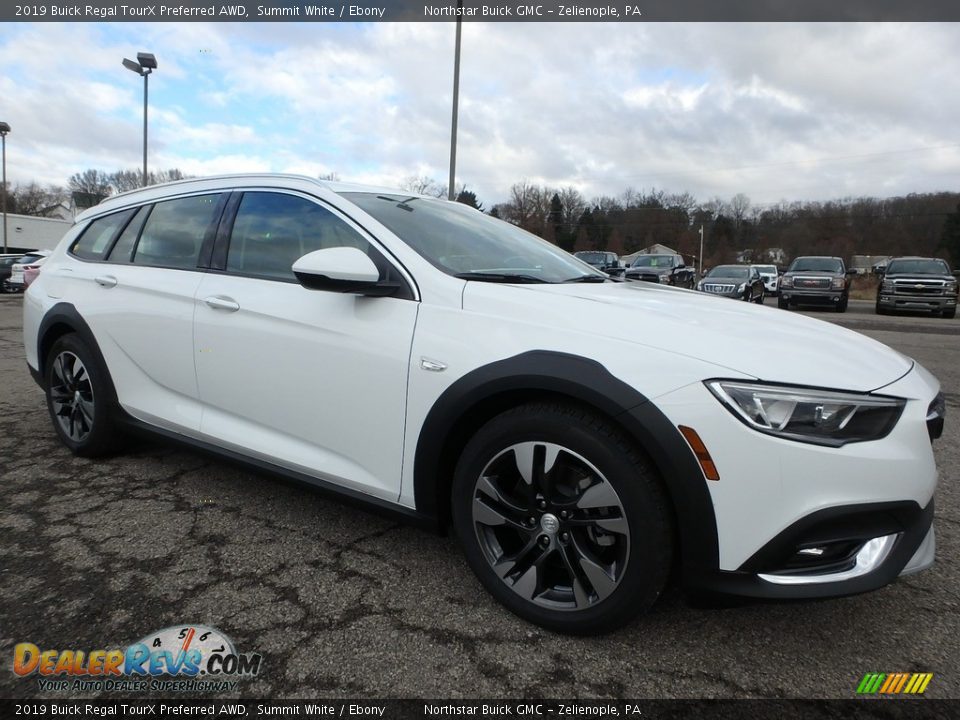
[706,265,749,280]
[885,259,950,275]
[575,252,612,266]
[755,265,777,274]
[342,193,603,283]
[631,255,676,268]
[788,257,843,273]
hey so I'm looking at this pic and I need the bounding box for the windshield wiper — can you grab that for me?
[562,274,608,283]
[454,272,548,284]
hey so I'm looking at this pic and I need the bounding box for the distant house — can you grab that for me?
[851,254,891,275]
[737,248,787,265]
[620,243,680,266]
[2,212,73,254]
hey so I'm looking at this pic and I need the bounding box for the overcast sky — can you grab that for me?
[1,21,958,208]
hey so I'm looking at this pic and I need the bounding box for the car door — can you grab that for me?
[192,190,419,501]
[56,193,226,432]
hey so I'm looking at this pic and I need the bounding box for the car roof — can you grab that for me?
[74,173,427,223]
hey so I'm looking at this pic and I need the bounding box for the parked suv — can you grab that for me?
[778,256,855,312]
[625,253,695,288]
[574,250,624,278]
[753,264,780,296]
[876,257,958,319]
[23,175,942,634]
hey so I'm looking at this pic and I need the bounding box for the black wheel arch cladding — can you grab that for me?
[413,350,721,576]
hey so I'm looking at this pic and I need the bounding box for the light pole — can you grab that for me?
[698,224,704,278]
[122,52,158,187]
[447,0,463,201]
[0,122,9,254]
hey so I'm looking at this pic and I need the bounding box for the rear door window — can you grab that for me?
[132,194,223,270]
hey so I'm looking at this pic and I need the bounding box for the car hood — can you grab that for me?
[884,273,952,281]
[462,281,913,393]
[784,270,842,278]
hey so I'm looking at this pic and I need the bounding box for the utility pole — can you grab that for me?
[0,122,9,254]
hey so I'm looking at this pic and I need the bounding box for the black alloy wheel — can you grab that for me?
[452,402,672,634]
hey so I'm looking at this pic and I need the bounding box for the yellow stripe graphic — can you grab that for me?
[917,673,933,694]
[904,674,920,694]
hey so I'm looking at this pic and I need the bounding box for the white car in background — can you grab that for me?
[753,264,780,296]
[22,175,942,634]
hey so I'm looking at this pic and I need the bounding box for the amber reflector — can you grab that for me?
[678,425,720,481]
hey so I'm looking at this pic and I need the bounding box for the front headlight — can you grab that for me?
[831,277,846,289]
[781,276,793,288]
[946,281,958,294]
[706,381,905,447]
[660,274,670,283]
[881,280,893,291]
[736,283,746,292]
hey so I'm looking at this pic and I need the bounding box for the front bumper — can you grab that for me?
[687,500,934,599]
[877,293,957,312]
[780,288,843,304]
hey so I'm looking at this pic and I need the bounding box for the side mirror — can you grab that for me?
[292,247,398,296]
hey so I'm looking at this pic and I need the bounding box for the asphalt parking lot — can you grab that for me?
[1,294,957,700]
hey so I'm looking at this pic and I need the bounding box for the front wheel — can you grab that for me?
[45,334,124,457]
[943,308,957,319]
[778,297,789,310]
[836,294,849,313]
[451,403,673,634]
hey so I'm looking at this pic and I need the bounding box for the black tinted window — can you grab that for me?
[227,192,370,281]
[71,209,135,261]
[106,206,149,263]
[133,194,222,269]
[789,257,843,273]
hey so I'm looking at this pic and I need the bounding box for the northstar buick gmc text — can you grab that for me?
[23,175,943,633]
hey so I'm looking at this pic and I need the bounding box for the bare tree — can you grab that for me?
[399,175,445,198]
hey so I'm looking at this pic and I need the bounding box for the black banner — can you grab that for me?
[1,700,957,720]
[3,0,960,23]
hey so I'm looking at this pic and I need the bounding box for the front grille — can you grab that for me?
[631,273,661,284]
[793,276,831,289]
[894,279,946,296]
[702,283,734,294]
[927,392,945,441]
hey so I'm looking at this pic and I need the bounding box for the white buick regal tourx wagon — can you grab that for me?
[23,175,943,633]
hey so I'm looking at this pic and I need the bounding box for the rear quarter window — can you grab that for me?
[70,209,136,261]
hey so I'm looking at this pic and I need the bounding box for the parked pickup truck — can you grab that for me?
[876,257,958,319]
[778,256,856,313]
[624,253,696,288]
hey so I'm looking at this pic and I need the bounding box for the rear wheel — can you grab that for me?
[451,402,673,634]
[45,334,124,457]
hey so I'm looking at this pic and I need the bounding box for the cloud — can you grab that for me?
[0,21,957,208]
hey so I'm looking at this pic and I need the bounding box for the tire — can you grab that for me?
[944,308,957,319]
[875,301,888,316]
[778,297,789,310]
[451,402,673,635]
[754,290,764,304]
[44,333,124,457]
[836,294,848,313]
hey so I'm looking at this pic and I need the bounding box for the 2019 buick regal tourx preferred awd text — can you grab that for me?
[23,175,943,634]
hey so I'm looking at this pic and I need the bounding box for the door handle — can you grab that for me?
[203,295,240,312]
[95,275,118,288]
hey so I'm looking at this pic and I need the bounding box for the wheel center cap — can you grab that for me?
[74,390,82,404]
[540,513,560,534]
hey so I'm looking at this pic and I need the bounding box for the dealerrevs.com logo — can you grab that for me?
[13,625,262,693]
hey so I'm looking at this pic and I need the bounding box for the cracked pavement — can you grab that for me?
[0,296,957,699]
